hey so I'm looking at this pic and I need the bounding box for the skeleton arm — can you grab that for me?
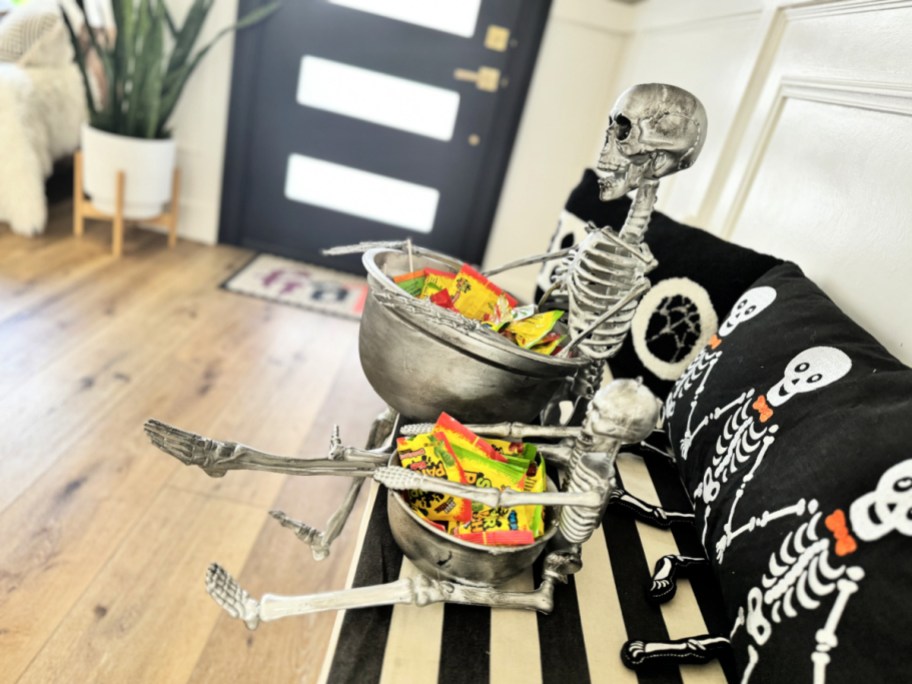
[373,466,606,508]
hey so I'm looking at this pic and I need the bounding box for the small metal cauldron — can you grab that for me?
[359,248,588,423]
[386,454,558,587]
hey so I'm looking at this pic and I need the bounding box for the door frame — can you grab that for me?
[218,0,553,267]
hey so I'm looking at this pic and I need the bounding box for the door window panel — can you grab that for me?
[297,56,460,141]
[329,0,481,37]
[284,154,439,233]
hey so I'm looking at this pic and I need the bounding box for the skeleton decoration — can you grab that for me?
[145,378,661,626]
[688,346,852,557]
[626,459,912,683]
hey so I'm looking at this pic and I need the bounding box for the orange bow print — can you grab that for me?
[751,394,774,423]
[825,509,858,556]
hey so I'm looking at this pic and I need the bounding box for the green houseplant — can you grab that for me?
[64,0,277,218]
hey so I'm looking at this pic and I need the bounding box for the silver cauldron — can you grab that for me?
[359,248,588,423]
[386,454,559,587]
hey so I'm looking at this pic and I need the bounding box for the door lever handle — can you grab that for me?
[454,66,501,92]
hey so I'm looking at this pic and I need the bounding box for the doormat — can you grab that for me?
[222,253,369,320]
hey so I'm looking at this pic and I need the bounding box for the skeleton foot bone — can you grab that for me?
[206,564,261,630]
[608,487,695,528]
[649,554,708,603]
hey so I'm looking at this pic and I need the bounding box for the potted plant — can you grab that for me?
[64,0,277,219]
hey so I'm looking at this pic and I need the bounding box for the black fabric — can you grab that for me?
[665,262,912,682]
[535,169,782,398]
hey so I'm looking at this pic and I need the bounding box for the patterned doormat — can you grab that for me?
[222,253,369,320]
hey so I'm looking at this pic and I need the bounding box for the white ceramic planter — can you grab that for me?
[81,124,177,220]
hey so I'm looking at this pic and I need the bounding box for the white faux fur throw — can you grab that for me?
[0,61,85,236]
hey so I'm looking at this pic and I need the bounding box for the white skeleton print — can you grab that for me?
[731,459,912,684]
[667,287,777,457]
[691,346,852,559]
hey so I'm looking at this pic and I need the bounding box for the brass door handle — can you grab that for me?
[453,66,501,92]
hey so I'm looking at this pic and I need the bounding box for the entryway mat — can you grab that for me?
[222,253,369,320]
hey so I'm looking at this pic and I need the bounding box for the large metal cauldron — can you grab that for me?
[386,454,559,587]
[359,248,588,423]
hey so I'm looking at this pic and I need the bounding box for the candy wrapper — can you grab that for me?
[446,264,518,322]
[393,269,426,297]
[419,268,456,299]
[400,414,546,546]
[505,310,566,349]
[397,432,471,523]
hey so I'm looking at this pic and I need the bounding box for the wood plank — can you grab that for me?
[16,487,266,684]
[0,280,343,680]
[0,243,251,512]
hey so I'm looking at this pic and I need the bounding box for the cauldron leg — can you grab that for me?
[204,563,556,629]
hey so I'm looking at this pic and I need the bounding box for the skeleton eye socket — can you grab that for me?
[615,114,632,141]
[895,477,912,492]
[746,305,756,315]
[808,373,823,383]
[795,362,810,373]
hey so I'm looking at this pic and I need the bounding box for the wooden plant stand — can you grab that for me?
[73,150,181,257]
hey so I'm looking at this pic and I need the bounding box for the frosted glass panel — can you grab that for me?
[285,155,438,233]
[329,0,481,37]
[297,56,459,141]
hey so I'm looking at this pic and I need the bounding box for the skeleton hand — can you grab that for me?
[206,564,261,630]
[145,419,242,477]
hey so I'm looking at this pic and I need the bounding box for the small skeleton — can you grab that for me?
[626,459,912,683]
[145,378,663,626]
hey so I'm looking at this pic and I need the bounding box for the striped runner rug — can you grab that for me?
[318,443,736,684]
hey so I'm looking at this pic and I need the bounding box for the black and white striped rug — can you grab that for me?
[319,444,736,684]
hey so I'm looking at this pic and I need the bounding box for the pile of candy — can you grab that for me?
[396,413,546,546]
[394,263,565,356]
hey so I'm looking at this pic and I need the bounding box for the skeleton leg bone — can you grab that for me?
[608,487,695,528]
[811,569,864,684]
[144,419,385,478]
[205,563,556,629]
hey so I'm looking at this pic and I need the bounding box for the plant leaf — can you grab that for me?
[60,7,97,116]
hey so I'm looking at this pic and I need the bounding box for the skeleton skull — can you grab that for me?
[849,459,912,541]
[718,286,776,337]
[597,83,708,200]
[766,346,852,408]
[585,378,659,448]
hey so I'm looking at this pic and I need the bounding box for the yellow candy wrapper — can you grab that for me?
[396,432,471,523]
[505,310,565,349]
[529,332,566,356]
[434,412,507,464]
[419,268,456,300]
[446,264,518,322]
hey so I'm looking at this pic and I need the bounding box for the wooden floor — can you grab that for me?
[0,204,385,683]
